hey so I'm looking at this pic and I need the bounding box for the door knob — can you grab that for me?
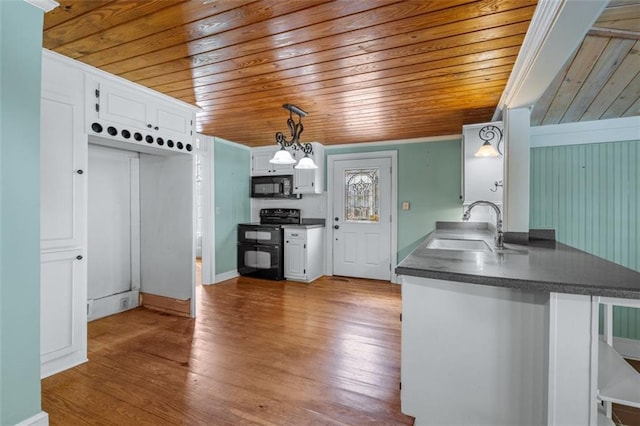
[334,225,340,229]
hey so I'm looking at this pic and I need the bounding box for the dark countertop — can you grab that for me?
[395,222,640,299]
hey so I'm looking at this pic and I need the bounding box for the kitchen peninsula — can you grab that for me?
[396,222,640,426]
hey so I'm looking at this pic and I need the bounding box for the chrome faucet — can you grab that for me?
[462,200,504,249]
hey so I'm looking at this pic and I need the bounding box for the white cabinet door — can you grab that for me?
[252,150,275,175]
[40,92,86,251]
[284,230,306,280]
[294,143,324,194]
[463,122,503,204]
[41,249,87,378]
[97,81,150,129]
[251,147,295,176]
[150,102,193,140]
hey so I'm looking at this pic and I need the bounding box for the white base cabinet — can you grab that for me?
[401,277,545,425]
[400,275,638,426]
[40,250,87,378]
[284,227,324,282]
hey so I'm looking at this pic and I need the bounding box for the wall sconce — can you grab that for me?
[474,125,502,157]
[270,104,317,169]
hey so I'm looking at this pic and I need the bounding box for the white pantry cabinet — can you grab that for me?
[284,227,324,282]
[40,51,88,377]
[462,121,504,204]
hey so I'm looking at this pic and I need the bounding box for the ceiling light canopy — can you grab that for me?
[270,104,317,169]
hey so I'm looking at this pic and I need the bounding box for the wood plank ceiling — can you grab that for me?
[42,0,539,147]
[531,0,640,126]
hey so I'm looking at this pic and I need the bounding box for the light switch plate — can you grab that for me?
[402,201,410,210]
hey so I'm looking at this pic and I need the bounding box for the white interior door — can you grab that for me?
[88,145,140,301]
[332,157,392,280]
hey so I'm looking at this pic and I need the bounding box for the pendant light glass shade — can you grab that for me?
[474,141,500,157]
[294,154,318,169]
[270,147,296,164]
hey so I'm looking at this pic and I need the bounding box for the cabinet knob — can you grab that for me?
[76,255,83,260]
[76,169,84,175]
[154,126,159,131]
[147,124,152,128]
[334,225,340,230]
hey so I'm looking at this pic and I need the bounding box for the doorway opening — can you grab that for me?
[87,144,140,320]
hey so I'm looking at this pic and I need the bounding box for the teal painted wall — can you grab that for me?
[214,139,251,275]
[0,1,45,423]
[325,139,463,262]
[530,140,640,340]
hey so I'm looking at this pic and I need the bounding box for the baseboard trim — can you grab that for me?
[16,411,48,426]
[140,292,191,318]
[613,337,640,360]
[214,270,239,283]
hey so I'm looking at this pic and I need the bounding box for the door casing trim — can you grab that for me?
[326,151,398,283]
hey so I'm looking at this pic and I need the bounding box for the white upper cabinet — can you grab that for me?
[251,146,295,176]
[462,122,504,204]
[86,77,196,152]
[252,143,324,194]
[294,142,324,194]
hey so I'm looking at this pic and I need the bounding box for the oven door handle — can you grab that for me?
[253,244,279,249]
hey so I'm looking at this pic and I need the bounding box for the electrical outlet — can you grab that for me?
[119,297,129,310]
[402,201,410,210]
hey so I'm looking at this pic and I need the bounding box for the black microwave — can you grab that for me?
[250,175,299,198]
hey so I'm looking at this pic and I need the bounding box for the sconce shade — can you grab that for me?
[270,147,296,164]
[294,155,317,169]
[474,141,500,157]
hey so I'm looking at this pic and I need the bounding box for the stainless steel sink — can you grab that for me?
[426,238,492,252]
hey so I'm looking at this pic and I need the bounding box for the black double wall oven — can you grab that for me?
[237,209,301,280]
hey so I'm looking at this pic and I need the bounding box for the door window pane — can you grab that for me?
[344,168,379,223]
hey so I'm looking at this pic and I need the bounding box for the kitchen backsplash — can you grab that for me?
[251,192,327,222]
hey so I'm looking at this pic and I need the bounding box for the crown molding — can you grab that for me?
[24,0,59,12]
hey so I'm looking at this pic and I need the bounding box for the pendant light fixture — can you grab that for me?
[474,125,502,158]
[270,104,318,169]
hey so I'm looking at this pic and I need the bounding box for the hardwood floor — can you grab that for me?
[42,274,414,425]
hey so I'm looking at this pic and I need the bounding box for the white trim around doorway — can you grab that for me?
[326,151,398,283]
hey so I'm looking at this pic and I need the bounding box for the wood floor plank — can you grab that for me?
[42,275,414,425]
